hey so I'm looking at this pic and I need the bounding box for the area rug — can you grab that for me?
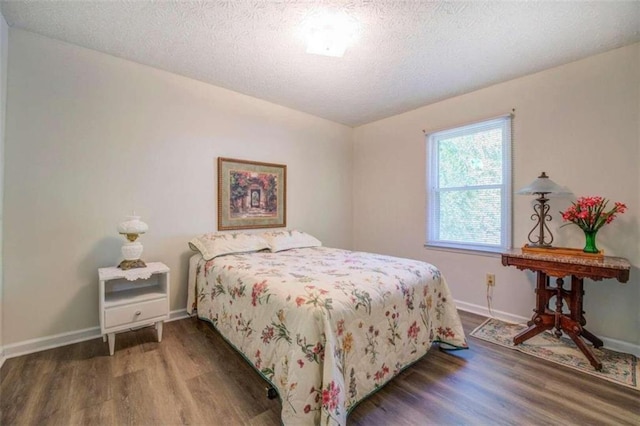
[470,318,639,390]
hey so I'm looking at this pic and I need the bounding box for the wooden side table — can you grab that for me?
[501,250,630,371]
[98,262,170,355]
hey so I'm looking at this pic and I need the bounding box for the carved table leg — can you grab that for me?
[569,276,584,324]
[569,276,604,348]
[513,317,554,345]
[566,328,603,371]
[553,277,565,338]
[558,276,603,370]
[581,328,604,348]
[514,271,553,345]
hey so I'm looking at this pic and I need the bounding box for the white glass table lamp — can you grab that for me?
[117,214,148,270]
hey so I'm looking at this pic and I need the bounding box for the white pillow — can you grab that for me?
[188,232,270,260]
[262,230,322,252]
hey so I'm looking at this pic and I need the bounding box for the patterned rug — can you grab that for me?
[470,318,639,390]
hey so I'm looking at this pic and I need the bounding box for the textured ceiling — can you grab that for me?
[1,1,639,126]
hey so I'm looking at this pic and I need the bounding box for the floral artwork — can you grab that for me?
[218,158,286,230]
[188,247,468,425]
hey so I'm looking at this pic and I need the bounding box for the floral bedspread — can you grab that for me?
[187,247,467,425]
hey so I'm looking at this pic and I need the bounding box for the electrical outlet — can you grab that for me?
[486,273,496,287]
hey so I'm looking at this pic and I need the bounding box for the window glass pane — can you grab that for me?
[438,127,503,188]
[438,189,502,245]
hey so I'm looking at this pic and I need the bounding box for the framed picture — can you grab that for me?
[218,157,287,230]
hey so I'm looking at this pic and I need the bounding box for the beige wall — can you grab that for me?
[3,29,353,345]
[353,43,640,347]
[0,13,7,353]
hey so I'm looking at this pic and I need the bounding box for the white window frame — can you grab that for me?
[426,115,512,253]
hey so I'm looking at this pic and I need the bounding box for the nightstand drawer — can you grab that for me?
[104,297,167,329]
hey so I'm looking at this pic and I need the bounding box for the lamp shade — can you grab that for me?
[516,172,572,196]
[117,215,148,235]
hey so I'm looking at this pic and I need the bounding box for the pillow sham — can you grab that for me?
[188,232,270,260]
[261,230,322,252]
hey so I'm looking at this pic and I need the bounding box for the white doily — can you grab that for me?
[99,262,169,282]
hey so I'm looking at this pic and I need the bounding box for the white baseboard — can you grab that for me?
[599,336,640,358]
[456,299,640,357]
[169,309,191,321]
[3,325,101,359]
[455,299,530,325]
[1,309,189,361]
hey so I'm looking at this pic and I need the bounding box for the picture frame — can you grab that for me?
[217,157,287,230]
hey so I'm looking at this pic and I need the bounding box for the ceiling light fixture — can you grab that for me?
[303,10,358,58]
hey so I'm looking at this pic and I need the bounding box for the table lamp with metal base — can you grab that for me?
[516,172,572,248]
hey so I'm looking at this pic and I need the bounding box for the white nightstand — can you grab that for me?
[98,262,170,355]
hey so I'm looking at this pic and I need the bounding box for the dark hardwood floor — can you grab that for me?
[1,311,638,425]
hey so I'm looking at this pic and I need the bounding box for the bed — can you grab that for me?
[187,231,467,425]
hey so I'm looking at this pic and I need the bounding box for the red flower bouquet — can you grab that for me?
[561,196,627,232]
[560,196,627,253]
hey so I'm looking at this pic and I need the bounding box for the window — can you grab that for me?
[426,116,512,253]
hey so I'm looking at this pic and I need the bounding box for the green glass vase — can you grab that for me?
[583,230,599,254]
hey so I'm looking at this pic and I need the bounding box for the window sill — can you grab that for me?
[423,244,505,258]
